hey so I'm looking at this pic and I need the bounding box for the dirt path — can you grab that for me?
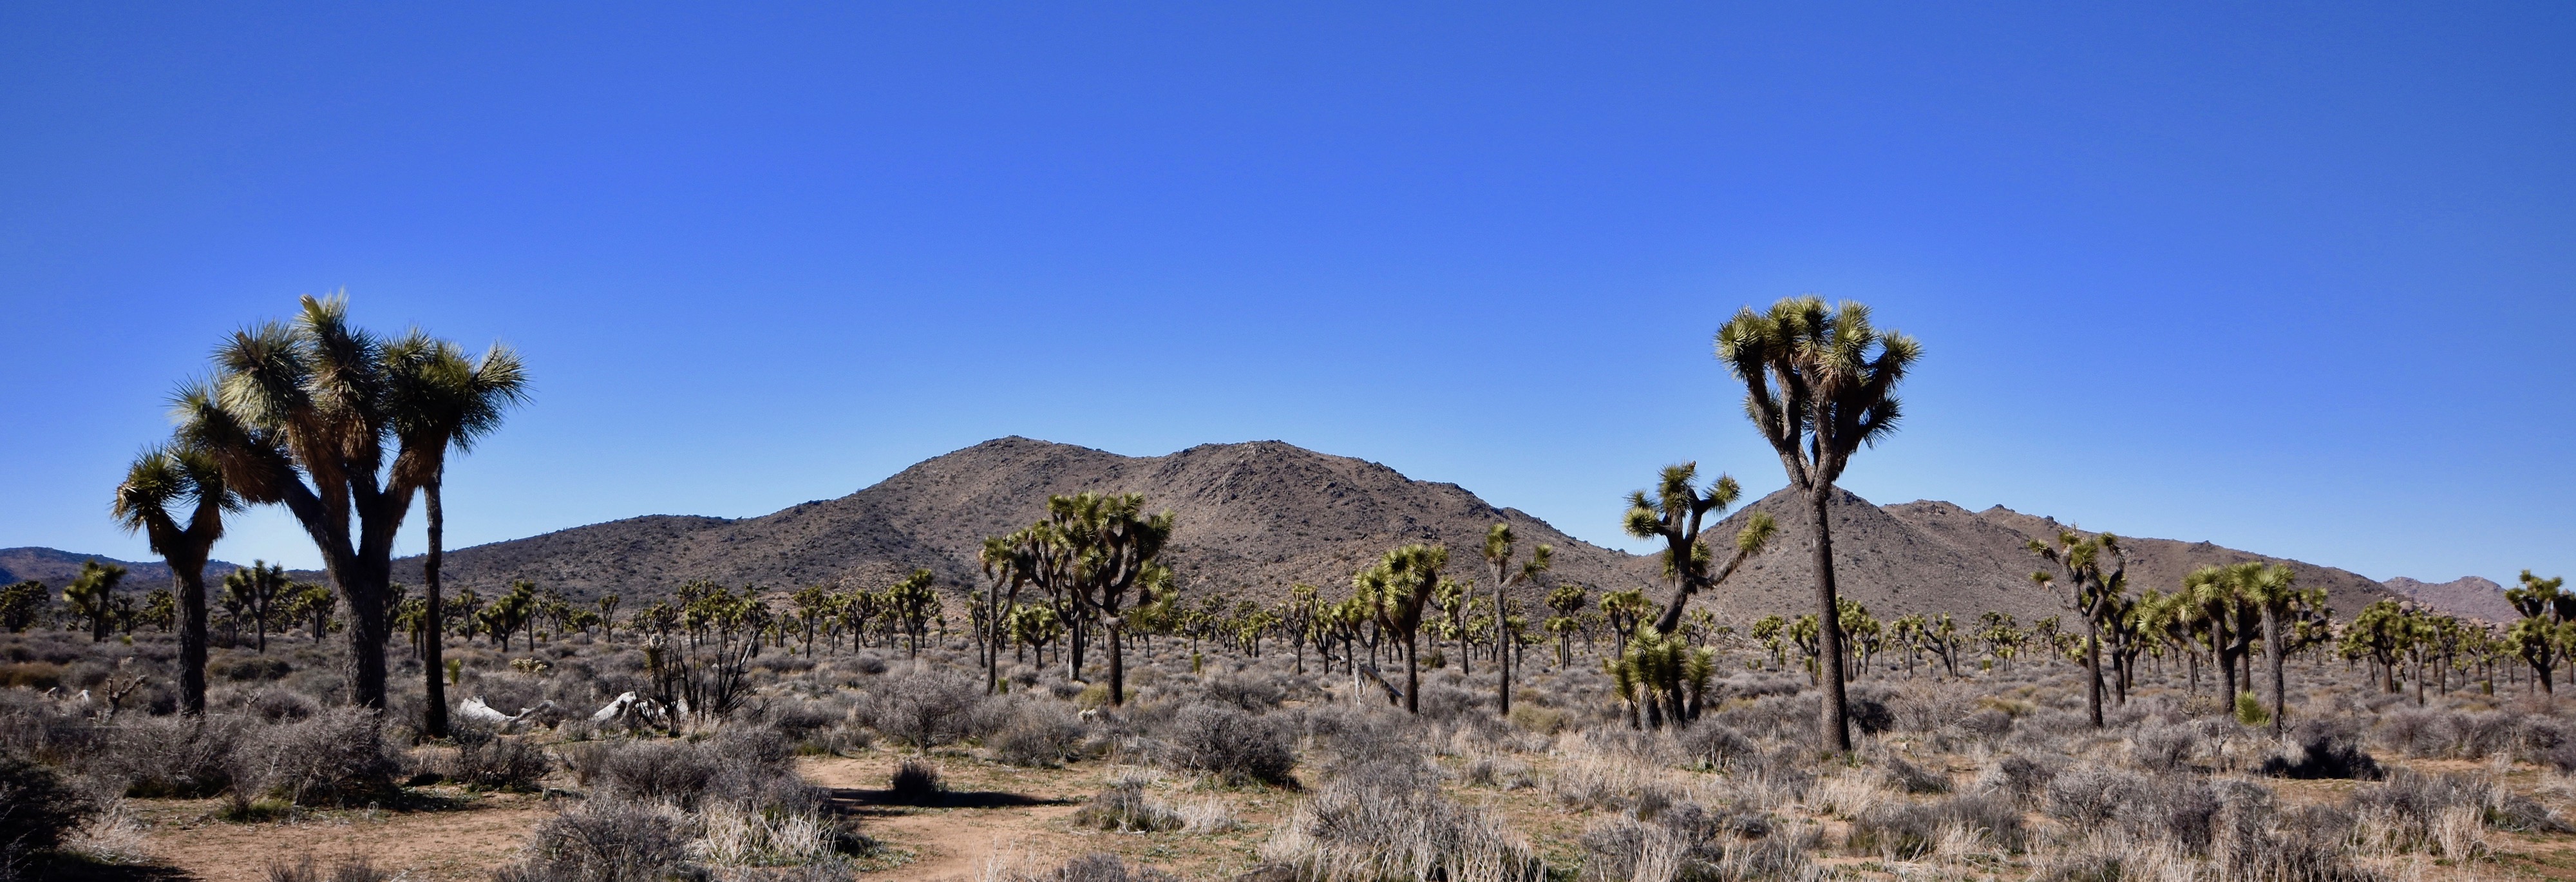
[123,792,552,882]
[798,754,1095,880]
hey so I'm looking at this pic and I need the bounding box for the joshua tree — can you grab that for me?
[1621,465,1778,633]
[221,561,290,653]
[2234,562,2315,737]
[291,582,336,644]
[885,568,940,658]
[2030,530,2128,728]
[1718,296,1920,753]
[2506,571,2570,693]
[381,332,529,734]
[62,561,127,642]
[1357,544,1452,714]
[978,534,1030,691]
[0,580,46,633]
[113,443,240,715]
[1481,522,1551,716]
[1544,584,1587,668]
[2345,599,2418,695]
[596,594,620,643]
[171,294,520,710]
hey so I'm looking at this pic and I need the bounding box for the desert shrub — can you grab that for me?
[264,854,393,882]
[1956,707,2014,740]
[2261,720,2383,780]
[1581,800,1814,882]
[992,701,1084,768]
[1881,755,1950,794]
[1160,703,1295,787]
[1462,753,1533,790]
[1849,792,2026,858]
[1978,754,2061,807]
[1205,673,1287,711]
[857,664,988,751]
[694,800,872,868]
[217,657,294,682]
[90,714,242,798]
[887,759,943,805]
[449,735,551,792]
[2114,774,2222,854]
[2349,769,2488,853]
[849,653,887,676]
[589,740,721,806]
[0,663,65,691]
[1075,772,1182,832]
[249,689,318,722]
[1260,756,1544,882]
[1674,721,1754,771]
[231,707,399,807]
[1005,853,1179,882]
[2217,798,2379,882]
[495,800,695,882]
[2045,765,2141,826]
[0,752,93,857]
[2128,724,2199,772]
[1847,696,1895,735]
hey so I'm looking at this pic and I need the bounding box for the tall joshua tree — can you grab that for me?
[2030,530,2127,729]
[1358,544,1452,714]
[384,332,529,736]
[175,294,518,710]
[1717,296,1919,753]
[1481,523,1551,716]
[1622,464,1778,633]
[114,445,239,715]
[2237,562,2313,738]
[2507,571,2570,694]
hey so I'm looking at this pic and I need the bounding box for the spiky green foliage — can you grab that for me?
[113,441,243,714]
[1620,464,1777,634]
[61,560,127,642]
[2505,571,2570,693]
[222,561,290,653]
[1356,543,1453,714]
[1716,295,1920,753]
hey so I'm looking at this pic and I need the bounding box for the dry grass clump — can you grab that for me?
[1261,756,1544,882]
[1075,770,1184,832]
[1848,792,2026,859]
[1158,702,1295,786]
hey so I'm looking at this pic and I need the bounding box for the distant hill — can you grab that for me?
[0,546,240,590]
[2383,576,2517,624]
[8,437,2425,624]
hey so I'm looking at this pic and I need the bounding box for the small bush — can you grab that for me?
[1849,792,2026,858]
[858,664,988,751]
[887,759,943,805]
[2261,721,2383,781]
[230,707,399,807]
[1676,721,1755,771]
[1259,758,1543,882]
[495,800,694,882]
[589,740,721,807]
[992,702,1084,768]
[1882,755,1951,794]
[450,736,551,792]
[264,854,393,882]
[1007,852,1180,882]
[2128,724,2199,773]
[219,657,294,682]
[1075,773,1182,832]
[1161,703,1295,787]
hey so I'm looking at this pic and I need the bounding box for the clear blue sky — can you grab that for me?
[4,3,2570,586]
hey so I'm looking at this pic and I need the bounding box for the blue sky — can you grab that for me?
[3,3,2570,585]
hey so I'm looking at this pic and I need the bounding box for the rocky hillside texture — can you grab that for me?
[2383,576,2517,624]
[0,547,238,591]
[14,437,2427,624]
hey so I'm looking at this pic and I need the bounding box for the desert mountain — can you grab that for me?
[2383,576,2517,624]
[395,437,1657,606]
[387,437,2402,626]
[0,546,240,591]
[10,437,2424,626]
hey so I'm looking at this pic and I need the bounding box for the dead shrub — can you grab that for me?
[1160,703,1294,787]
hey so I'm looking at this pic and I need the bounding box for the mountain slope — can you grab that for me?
[400,437,1654,604]
[0,547,240,591]
[2384,576,2517,624]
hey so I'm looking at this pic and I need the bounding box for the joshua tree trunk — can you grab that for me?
[2083,618,2105,728]
[1403,631,1420,714]
[1107,617,1128,707]
[1809,490,1852,751]
[175,568,207,714]
[423,479,450,738]
[1495,582,1513,716]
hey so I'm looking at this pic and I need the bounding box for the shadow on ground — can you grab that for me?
[822,786,1074,815]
